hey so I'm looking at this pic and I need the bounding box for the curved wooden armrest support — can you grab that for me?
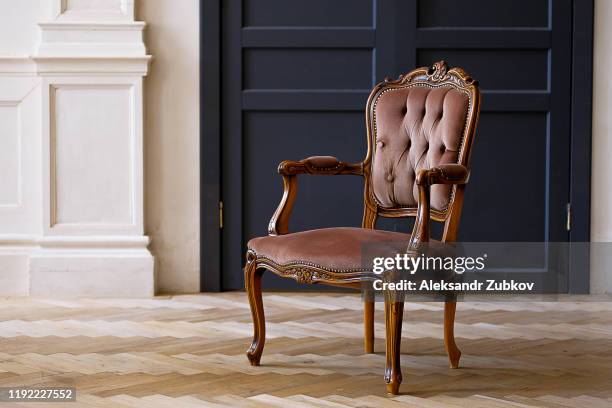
[278,156,363,176]
[409,164,470,248]
[268,156,364,235]
[268,174,298,236]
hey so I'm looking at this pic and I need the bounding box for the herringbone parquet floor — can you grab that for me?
[0,293,611,407]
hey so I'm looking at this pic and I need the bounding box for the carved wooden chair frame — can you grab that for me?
[245,61,481,394]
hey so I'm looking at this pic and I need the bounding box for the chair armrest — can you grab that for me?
[269,156,363,235]
[416,163,469,186]
[409,164,470,248]
[278,156,363,176]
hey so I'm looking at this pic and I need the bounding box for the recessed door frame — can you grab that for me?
[200,0,222,291]
[199,0,594,293]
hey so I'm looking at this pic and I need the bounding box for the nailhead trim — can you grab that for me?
[248,251,374,274]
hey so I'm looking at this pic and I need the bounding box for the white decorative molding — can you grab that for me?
[33,56,150,75]
[0,235,39,246]
[53,0,134,22]
[0,249,31,296]
[0,235,148,248]
[48,82,137,232]
[0,73,41,296]
[37,22,147,57]
[0,57,38,75]
[0,102,21,208]
[35,13,150,75]
[32,76,152,295]
[0,0,155,297]
[0,76,41,233]
[29,252,154,297]
[38,235,149,248]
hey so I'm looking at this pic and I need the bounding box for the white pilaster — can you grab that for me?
[7,0,153,297]
[0,63,41,295]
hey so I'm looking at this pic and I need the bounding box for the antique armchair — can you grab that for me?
[245,61,481,394]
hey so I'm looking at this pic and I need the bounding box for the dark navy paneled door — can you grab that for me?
[221,0,574,290]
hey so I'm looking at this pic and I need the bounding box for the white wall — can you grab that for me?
[138,1,200,293]
[591,0,612,294]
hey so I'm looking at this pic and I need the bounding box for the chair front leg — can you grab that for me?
[444,299,461,368]
[384,296,404,394]
[364,301,374,353]
[245,252,266,366]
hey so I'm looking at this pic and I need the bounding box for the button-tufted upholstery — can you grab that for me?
[371,85,469,211]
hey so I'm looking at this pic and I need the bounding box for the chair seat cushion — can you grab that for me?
[248,227,412,272]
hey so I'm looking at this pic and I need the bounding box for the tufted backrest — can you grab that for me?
[364,61,480,220]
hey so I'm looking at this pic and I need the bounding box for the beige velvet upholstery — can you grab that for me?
[371,85,469,211]
[248,227,412,271]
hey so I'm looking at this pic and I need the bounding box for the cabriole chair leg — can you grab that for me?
[245,255,266,366]
[444,300,461,369]
[384,297,404,395]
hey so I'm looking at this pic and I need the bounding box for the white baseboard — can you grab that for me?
[29,250,154,297]
[0,236,155,297]
[0,253,30,295]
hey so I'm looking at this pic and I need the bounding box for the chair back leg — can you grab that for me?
[444,300,461,368]
[364,301,375,353]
